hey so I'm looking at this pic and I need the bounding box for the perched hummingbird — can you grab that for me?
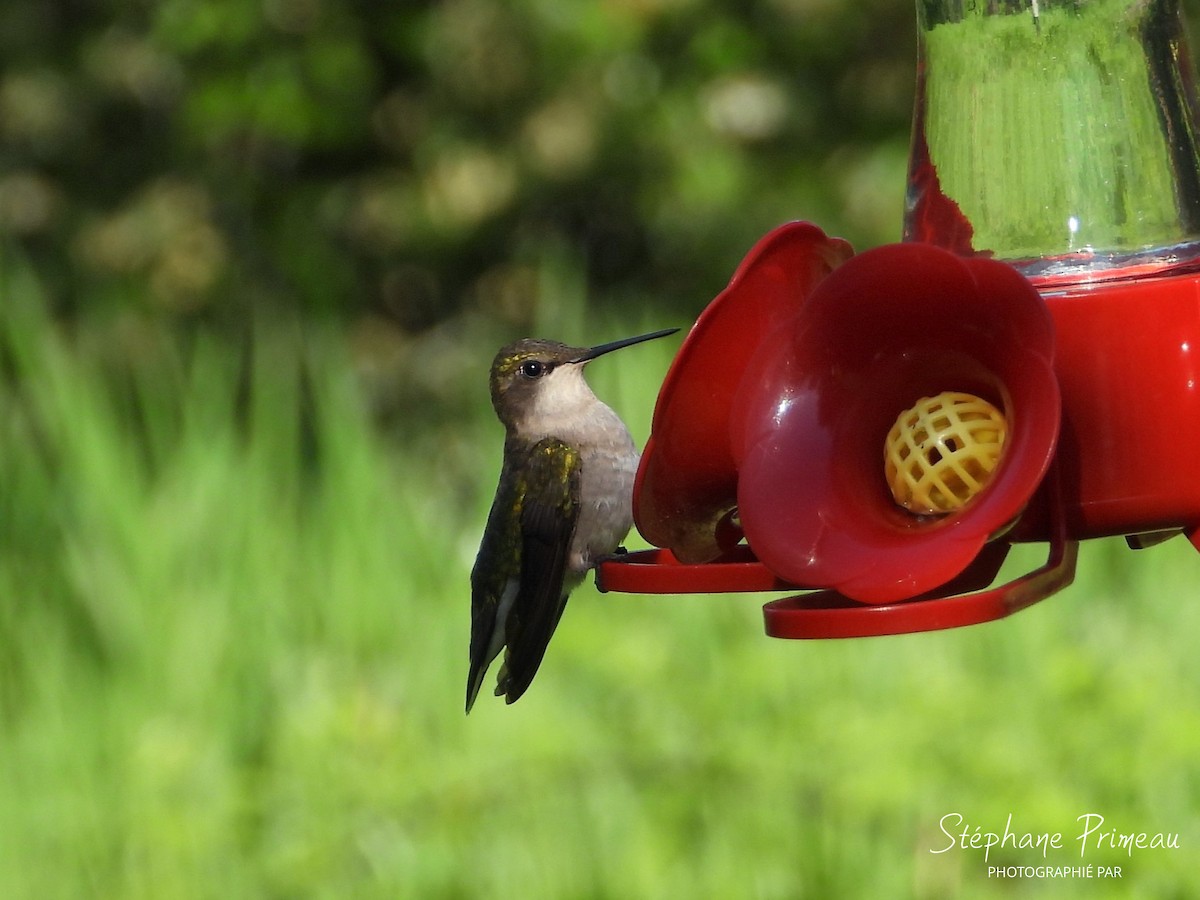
[467,327,679,712]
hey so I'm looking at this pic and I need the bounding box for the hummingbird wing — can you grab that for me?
[466,438,581,712]
[499,438,582,705]
[467,461,523,713]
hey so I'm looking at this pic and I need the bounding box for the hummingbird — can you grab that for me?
[466,327,679,712]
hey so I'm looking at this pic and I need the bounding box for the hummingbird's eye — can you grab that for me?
[519,360,548,378]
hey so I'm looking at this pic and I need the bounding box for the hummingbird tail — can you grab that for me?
[464,665,488,715]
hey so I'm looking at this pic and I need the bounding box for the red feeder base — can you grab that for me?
[596,466,1078,639]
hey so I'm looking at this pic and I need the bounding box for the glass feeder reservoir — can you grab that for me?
[905,0,1200,283]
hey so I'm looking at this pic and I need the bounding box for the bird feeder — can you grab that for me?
[595,0,1200,638]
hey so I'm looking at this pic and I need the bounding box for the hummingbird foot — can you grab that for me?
[593,546,630,566]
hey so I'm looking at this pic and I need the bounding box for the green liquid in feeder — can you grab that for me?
[907,0,1200,281]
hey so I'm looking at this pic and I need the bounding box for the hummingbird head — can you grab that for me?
[488,329,679,435]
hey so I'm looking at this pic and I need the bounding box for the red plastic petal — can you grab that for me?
[634,222,853,563]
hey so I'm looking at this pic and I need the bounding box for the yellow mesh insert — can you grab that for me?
[884,392,1007,515]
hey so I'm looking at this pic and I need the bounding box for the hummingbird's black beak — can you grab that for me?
[569,328,680,364]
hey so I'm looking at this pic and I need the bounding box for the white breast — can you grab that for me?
[522,365,639,575]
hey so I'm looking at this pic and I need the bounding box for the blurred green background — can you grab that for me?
[2,0,1199,896]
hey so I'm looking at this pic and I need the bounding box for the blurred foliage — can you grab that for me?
[0,0,914,340]
[2,266,1199,897]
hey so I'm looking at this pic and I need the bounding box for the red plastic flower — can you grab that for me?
[635,224,1060,604]
[633,222,853,563]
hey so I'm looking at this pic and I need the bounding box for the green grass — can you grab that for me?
[0,262,1198,899]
